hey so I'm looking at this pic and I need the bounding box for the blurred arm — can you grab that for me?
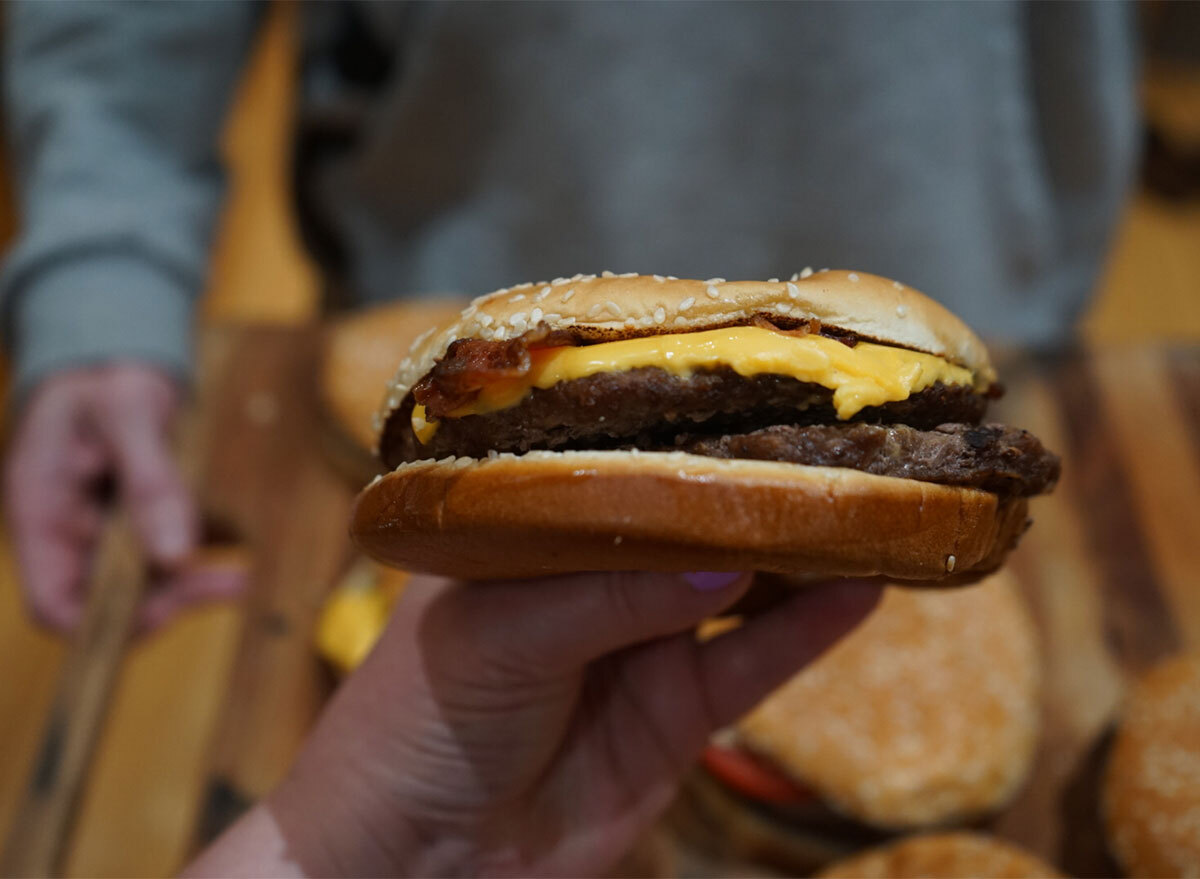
[0,1,265,398]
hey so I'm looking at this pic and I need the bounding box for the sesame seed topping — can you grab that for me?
[946,554,957,573]
[511,318,528,333]
[786,282,800,300]
[530,307,543,323]
[537,286,552,300]
[493,326,508,340]
[542,313,561,322]
[705,277,725,284]
[790,272,800,281]
[896,305,909,317]
[819,267,829,273]
[551,277,568,285]
[605,300,623,317]
[509,311,527,325]
[893,280,904,290]
[624,317,637,327]
[706,285,720,299]
[478,314,494,327]
[638,315,654,328]
[601,270,616,278]
[619,271,638,278]
[678,297,695,311]
[800,266,814,278]
[674,316,688,325]
[480,327,494,339]
[652,274,666,283]
[653,306,666,324]
[768,277,779,283]
[587,303,602,318]
[509,293,526,303]
[667,275,679,281]
[561,288,576,302]
[562,316,576,325]
[848,272,860,282]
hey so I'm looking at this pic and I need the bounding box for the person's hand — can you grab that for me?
[187,571,881,877]
[3,363,243,633]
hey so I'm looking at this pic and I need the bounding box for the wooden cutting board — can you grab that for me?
[3,326,1197,877]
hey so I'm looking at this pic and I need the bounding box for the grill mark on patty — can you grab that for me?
[380,367,987,469]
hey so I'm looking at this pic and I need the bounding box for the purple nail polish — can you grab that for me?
[684,571,744,591]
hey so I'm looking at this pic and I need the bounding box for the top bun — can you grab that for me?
[818,833,1063,879]
[376,270,997,429]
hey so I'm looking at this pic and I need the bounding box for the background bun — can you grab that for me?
[817,833,1063,878]
[737,572,1041,828]
[377,271,997,428]
[351,450,1029,582]
[1104,651,1200,878]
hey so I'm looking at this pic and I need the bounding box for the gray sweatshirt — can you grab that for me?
[1,1,1138,398]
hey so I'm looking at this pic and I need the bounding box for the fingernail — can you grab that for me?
[684,571,745,592]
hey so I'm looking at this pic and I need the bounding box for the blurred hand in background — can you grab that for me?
[186,572,881,877]
[3,363,243,633]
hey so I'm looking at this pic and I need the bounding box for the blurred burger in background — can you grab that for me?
[817,832,1062,879]
[671,571,1041,874]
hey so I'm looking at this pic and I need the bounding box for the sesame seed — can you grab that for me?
[848,272,860,282]
[800,266,814,278]
[706,285,720,299]
[819,267,829,273]
[510,311,527,325]
[667,275,679,281]
[653,306,666,324]
[562,316,577,326]
[678,297,695,311]
[705,277,725,284]
[619,271,638,278]
[893,280,904,290]
[768,277,779,283]
[479,313,494,327]
[790,272,800,281]
[561,288,576,303]
[537,286,552,300]
[582,274,597,282]
[542,312,561,322]
[531,307,543,323]
[638,315,654,328]
[509,293,526,303]
[587,303,602,318]
[777,303,792,314]
[652,274,666,283]
[946,554,957,573]
[571,273,584,282]
[613,536,623,545]
[493,326,508,340]
[480,327,494,339]
[674,316,688,325]
[511,318,528,333]
[605,300,623,317]
[551,277,568,285]
[601,270,616,278]
[786,282,800,300]
[625,317,637,327]
[896,305,908,317]
[462,304,478,318]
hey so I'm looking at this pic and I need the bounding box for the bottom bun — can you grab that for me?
[818,833,1063,878]
[351,450,1029,582]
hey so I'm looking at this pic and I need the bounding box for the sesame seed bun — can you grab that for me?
[351,451,1029,582]
[317,299,466,483]
[817,833,1063,878]
[375,270,998,427]
[735,573,1041,829]
[1103,651,1200,878]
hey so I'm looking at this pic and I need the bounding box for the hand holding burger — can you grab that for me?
[185,571,880,877]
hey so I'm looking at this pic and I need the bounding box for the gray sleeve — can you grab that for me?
[0,1,265,400]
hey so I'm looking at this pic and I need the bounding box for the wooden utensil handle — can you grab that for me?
[1,514,146,878]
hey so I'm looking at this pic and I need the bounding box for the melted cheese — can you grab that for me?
[412,326,977,443]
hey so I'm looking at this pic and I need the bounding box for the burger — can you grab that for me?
[670,572,1041,873]
[1103,650,1200,878]
[817,832,1062,879]
[318,298,466,483]
[351,270,1059,581]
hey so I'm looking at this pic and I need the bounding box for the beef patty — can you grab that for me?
[381,367,986,467]
[380,349,1057,501]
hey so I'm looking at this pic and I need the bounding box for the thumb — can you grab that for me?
[91,391,196,567]
[415,571,753,677]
